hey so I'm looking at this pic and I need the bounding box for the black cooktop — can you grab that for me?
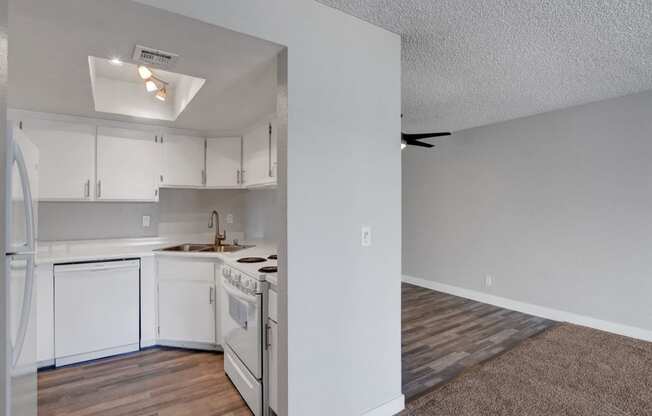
[237,257,266,264]
[258,266,278,273]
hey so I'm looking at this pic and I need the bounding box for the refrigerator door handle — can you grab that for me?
[9,136,37,366]
[10,255,35,367]
[10,138,36,252]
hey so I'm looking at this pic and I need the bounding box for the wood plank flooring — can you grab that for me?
[38,284,554,414]
[38,348,252,416]
[402,283,555,401]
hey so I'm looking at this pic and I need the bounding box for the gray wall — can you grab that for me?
[403,90,652,332]
[37,188,278,241]
[134,1,403,415]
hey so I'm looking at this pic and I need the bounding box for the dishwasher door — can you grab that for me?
[54,260,140,366]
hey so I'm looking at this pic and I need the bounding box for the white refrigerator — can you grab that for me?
[3,123,39,416]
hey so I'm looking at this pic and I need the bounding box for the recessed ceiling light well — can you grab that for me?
[88,56,206,121]
[109,57,123,66]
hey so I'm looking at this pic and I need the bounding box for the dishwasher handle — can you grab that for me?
[54,260,140,273]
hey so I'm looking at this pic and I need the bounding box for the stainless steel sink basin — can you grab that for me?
[159,243,254,253]
[160,243,212,252]
[199,244,254,253]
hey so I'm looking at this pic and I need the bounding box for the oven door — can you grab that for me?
[221,280,263,379]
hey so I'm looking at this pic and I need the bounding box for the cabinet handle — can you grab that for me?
[268,123,273,177]
[97,180,102,198]
[202,169,206,185]
[209,287,215,304]
[241,170,246,184]
[84,180,90,198]
[236,169,241,184]
[160,174,164,183]
[265,323,271,350]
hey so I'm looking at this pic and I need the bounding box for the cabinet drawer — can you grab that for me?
[157,258,215,282]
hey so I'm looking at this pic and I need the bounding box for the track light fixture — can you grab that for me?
[137,65,168,101]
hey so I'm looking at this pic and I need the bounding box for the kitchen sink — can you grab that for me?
[199,244,254,253]
[159,243,254,253]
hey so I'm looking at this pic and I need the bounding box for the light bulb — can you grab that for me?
[109,58,123,66]
[145,79,158,92]
[401,142,407,150]
[138,65,153,80]
[155,87,167,101]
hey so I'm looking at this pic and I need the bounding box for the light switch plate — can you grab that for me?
[361,226,372,247]
[142,215,151,228]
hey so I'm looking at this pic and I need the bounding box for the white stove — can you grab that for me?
[220,251,276,416]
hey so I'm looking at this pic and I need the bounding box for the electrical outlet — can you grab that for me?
[142,215,151,228]
[361,226,372,247]
[484,275,493,287]
[226,214,234,224]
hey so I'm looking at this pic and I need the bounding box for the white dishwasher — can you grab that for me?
[54,259,140,366]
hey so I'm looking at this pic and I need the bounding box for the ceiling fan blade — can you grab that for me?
[405,140,434,148]
[402,132,451,141]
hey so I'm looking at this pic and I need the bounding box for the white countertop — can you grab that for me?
[36,234,278,283]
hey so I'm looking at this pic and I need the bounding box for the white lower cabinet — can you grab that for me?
[268,288,278,415]
[268,318,278,414]
[36,265,54,366]
[140,256,157,348]
[157,258,218,349]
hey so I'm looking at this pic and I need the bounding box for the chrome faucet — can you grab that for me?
[208,210,226,247]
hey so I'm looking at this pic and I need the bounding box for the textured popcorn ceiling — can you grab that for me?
[317,0,652,132]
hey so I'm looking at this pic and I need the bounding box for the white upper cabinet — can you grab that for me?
[23,119,96,201]
[96,127,161,201]
[243,120,276,187]
[206,137,242,188]
[162,134,206,187]
[270,119,278,179]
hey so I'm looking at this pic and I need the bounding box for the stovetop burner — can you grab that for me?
[258,266,278,273]
[237,257,266,264]
[267,254,277,260]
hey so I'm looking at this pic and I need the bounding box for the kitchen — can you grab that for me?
[6,1,285,415]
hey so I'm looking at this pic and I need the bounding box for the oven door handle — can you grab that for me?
[222,281,258,304]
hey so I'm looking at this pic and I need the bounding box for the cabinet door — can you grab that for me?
[23,119,95,201]
[242,122,273,187]
[162,134,205,187]
[97,127,161,201]
[270,120,278,180]
[140,256,157,347]
[268,318,278,414]
[206,137,241,188]
[36,265,54,365]
[158,280,216,344]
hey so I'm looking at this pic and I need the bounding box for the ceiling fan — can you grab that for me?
[401,114,451,149]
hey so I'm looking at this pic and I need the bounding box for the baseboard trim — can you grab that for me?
[361,395,405,416]
[403,275,652,342]
[140,339,157,348]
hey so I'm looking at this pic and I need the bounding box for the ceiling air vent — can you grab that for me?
[132,45,179,68]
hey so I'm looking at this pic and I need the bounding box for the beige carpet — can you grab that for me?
[403,323,652,416]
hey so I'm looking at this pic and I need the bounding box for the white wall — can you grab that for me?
[403,90,652,334]
[133,2,403,415]
[244,189,280,242]
[37,188,254,241]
